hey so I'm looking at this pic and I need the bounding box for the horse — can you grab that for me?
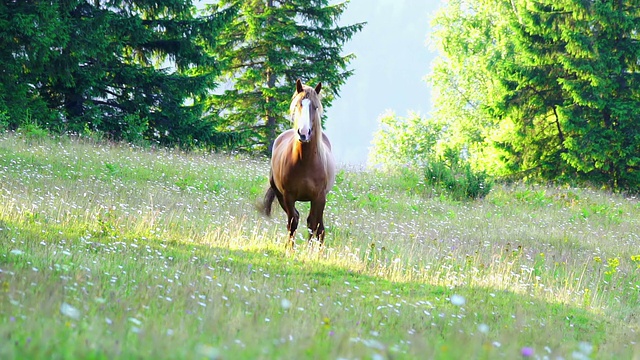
[261,79,336,249]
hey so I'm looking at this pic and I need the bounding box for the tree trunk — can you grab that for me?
[266,69,276,154]
[552,105,565,146]
[265,0,276,154]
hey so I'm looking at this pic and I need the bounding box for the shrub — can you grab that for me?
[17,112,49,141]
[0,111,9,131]
[424,160,493,200]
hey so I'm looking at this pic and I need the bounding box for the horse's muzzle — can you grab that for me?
[297,128,312,143]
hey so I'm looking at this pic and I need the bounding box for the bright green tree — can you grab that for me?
[429,0,640,190]
[492,0,640,188]
[368,111,443,170]
[206,0,365,152]
[427,0,512,175]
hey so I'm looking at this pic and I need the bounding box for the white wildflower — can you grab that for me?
[60,303,81,320]
[280,298,292,310]
[197,344,221,359]
[450,294,466,306]
[578,342,593,355]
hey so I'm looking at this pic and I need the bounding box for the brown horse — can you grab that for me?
[261,79,336,248]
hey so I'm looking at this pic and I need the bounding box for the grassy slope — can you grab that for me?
[0,132,638,359]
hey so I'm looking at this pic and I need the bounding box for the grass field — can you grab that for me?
[0,131,638,359]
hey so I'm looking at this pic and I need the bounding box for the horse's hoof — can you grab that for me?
[285,238,295,251]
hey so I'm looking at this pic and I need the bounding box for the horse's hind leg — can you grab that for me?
[270,187,299,249]
[283,195,299,249]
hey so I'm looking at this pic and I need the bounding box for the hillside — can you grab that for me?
[0,132,638,359]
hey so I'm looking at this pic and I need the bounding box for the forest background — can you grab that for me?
[1,0,639,192]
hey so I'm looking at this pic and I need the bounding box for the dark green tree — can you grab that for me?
[206,0,365,152]
[1,0,235,147]
[0,1,65,127]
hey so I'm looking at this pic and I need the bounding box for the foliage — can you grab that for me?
[0,1,66,127]
[16,113,49,142]
[369,110,492,200]
[427,0,510,176]
[0,112,9,131]
[424,158,493,200]
[495,0,640,189]
[0,0,364,153]
[368,110,492,200]
[0,0,235,147]
[429,0,640,191]
[368,110,443,170]
[205,0,365,152]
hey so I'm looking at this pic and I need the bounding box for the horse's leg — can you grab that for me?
[307,197,327,246]
[272,186,286,214]
[271,187,299,249]
[283,195,299,249]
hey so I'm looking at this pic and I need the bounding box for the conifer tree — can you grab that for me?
[1,1,234,147]
[496,0,640,188]
[430,0,640,190]
[206,0,365,152]
[0,1,65,126]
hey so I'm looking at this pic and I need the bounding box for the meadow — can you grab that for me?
[0,131,638,359]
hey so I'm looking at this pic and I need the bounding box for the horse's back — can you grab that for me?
[322,133,332,151]
[322,134,336,191]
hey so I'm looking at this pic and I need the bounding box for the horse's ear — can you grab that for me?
[315,82,322,95]
[296,79,303,94]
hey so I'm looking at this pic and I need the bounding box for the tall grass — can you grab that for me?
[0,132,638,359]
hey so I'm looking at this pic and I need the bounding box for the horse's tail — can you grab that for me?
[261,186,276,217]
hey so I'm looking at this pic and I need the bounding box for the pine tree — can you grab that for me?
[496,0,640,188]
[430,0,640,190]
[1,1,235,147]
[206,0,364,152]
[488,0,572,179]
[0,1,65,126]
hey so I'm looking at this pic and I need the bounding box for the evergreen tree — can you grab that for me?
[1,1,235,147]
[206,0,365,152]
[488,0,572,179]
[430,0,640,190]
[495,0,640,188]
[0,1,65,126]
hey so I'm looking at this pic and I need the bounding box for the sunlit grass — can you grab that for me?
[0,132,638,359]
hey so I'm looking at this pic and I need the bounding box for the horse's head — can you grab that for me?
[290,79,323,143]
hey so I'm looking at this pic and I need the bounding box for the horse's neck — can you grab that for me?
[292,130,325,161]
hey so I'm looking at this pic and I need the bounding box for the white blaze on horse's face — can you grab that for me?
[296,98,312,143]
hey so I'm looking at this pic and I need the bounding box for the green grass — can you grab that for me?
[0,132,638,359]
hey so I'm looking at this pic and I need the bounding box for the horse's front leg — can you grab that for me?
[307,197,327,246]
